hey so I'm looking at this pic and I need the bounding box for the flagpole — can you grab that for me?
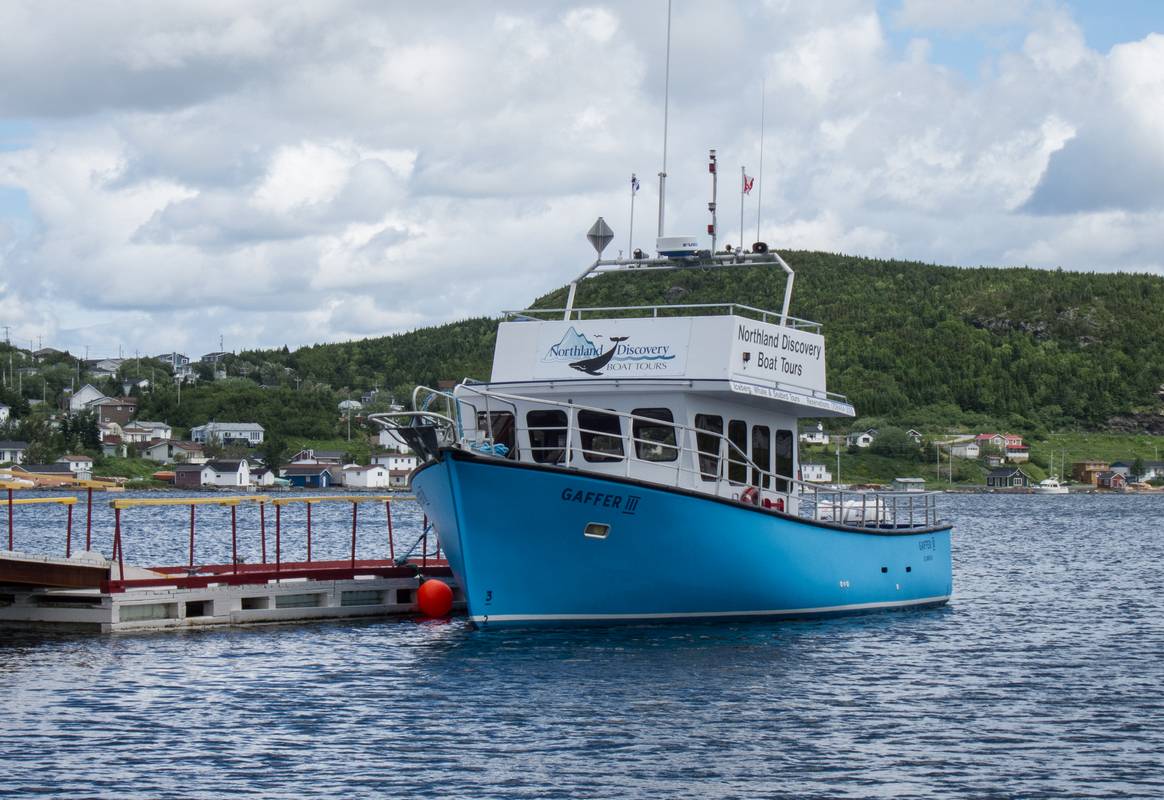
[755,77,766,244]
[628,174,636,256]
[740,166,746,252]
[657,0,672,237]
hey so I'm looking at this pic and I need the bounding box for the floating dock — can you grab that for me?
[0,492,461,632]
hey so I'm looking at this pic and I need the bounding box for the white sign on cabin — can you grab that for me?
[492,315,829,396]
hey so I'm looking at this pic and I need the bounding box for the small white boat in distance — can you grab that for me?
[1033,476,1069,495]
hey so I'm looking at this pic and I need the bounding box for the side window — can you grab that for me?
[774,429,794,493]
[578,410,623,463]
[476,411,516,459]
[631,408,678,462]
[752,425,771,489]
[527,410,567,464]
[694,414,723,482]
[728,419,748,484]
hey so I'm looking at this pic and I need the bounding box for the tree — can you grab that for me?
[1131,456,1146,480]
[870,426,922,461]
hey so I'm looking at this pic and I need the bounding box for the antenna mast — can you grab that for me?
[657,0,672,238]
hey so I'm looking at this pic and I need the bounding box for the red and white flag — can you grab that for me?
[743,174,754,194]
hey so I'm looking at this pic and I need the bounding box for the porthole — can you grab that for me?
[584,522,610,539]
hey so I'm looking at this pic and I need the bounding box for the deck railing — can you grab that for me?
[391,385,943,531]
[504,302,822,332]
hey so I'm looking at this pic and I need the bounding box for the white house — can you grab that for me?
[289,448,345,465]
[88,358,124,379]
[121,423,153,444]
[846,428,877,448]
[0,441,29,465]
[372,450,417,472]
[801,463,833,483]
[388,469,410,489]
[251,466,277,487]
[0,403,9,424]
[906,429,924,444]
[342,464,391,489]
[57,454,95,475]
[205,459,251,487]
[69,383,107,413]
[142,440,206,465]
[799,424,829,446]
[191,422,265,445]
[134,421,173,441]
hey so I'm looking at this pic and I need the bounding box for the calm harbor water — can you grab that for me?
[2,492,1163,798]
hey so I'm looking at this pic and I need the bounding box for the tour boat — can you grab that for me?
[376,231,953,627]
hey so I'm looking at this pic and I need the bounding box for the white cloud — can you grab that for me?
[0,0,1162,359]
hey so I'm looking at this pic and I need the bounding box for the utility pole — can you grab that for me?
[835,438,841,487]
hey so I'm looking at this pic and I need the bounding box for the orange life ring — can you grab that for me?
[740,487,760,506]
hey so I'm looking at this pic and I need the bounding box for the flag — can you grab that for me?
[743,174,754,194]
[631,174,640,193]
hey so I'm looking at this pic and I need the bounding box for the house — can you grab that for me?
[69,383,107,413]
[205,460,250,488]
[134,421,173,441]
[120,423,153,444]
[200,351,229,364]
[800,463,832,483]
[88,358,125,379]
[89,397,138,427]
[1071,460,1109,485]
[251,466,277,487]
[372,449,417,472]
[342,464,391,489]
[142,440,206,465]
[906,429,924,444]
[1095,471,1128,490]
[100,435,127,458]
[190,422,265,446]
[986,467,1032,489]
[174,463,214,488]
[157,352,192,378]
[948,441,980,459]
[388,469,410,489]
[892,477,926,492]
[1140,461,1164,481]
[33,346,66,361]
[57,454,95,475]
[0,403,9,424]
[846,428,877,448]
[289,448,344,465]
[0,441,28,465]
[282,465,333,488]
[799,425,829,446]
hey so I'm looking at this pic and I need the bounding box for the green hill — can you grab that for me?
[177,251,1164,435]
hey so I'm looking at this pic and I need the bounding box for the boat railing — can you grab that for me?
[504,303,822,332]
[403,384,942,531]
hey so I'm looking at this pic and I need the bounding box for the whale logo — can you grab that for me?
[569,337,628,376]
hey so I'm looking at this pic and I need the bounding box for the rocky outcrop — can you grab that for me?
[1105,411,1164,435]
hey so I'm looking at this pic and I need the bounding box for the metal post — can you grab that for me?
[86,487,93,551]
[386,501,395,561]
[422,515,429,569]
[350,502,358,569]
[260,502,267,564]
[188,505,195,569]
[306,503,312,563]
[66,504,73,558]
[231,505,238,574]
[7,488,12,551]
[113,507,124,589]
[275,504,282,574]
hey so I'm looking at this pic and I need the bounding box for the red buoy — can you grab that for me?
[417,579,453,617]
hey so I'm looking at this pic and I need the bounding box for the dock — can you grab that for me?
[0,492,461,632]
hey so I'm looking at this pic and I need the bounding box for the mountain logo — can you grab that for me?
[541,327,601,362]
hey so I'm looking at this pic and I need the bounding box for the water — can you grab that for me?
[2,492,1163,798]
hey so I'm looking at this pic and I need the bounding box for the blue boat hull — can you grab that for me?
[412,451,953,628]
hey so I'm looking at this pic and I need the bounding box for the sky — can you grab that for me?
[1,0,1162,359]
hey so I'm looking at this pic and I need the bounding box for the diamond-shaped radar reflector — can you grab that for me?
[587,217,614,256]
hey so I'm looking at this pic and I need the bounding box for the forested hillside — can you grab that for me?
[212,252,1164,434]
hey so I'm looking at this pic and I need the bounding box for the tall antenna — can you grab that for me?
[755,77,766,244]
[657,0,672,238]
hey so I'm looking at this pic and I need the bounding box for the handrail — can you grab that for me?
[504,302,821,331]
[440,383,942,530]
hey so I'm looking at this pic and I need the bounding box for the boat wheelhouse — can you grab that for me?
[378,247,953,628]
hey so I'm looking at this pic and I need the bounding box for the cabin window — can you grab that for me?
[476,411,516,459]
[631,408,678,462]
[578,410,624,463]
[527,410,568,464]
[694,414,723,481]
[728,420,748,484]
[774,429,794,493]
[752,425,771,489]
